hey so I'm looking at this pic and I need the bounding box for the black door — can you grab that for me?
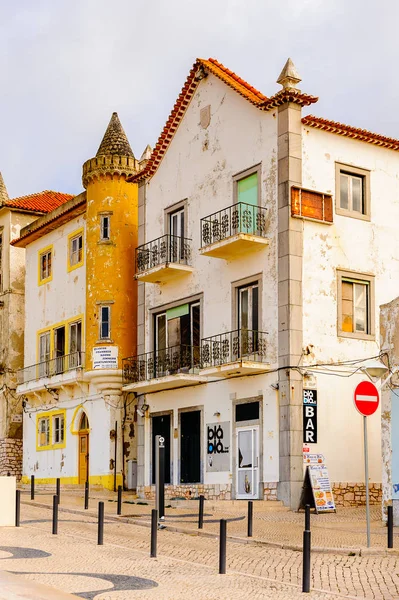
[152,414,171,484]
[180,411,201,483]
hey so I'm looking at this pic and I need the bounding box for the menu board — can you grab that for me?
[308,464,336,513]
[303,453,325,465]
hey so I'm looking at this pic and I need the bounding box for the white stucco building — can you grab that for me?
[122,57,399,508]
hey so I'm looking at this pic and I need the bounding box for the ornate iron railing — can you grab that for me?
[136,234,192,274]
[17,352,85,385]
[123,344,201,384]
[200,202,268,248]
[201,329,268,368]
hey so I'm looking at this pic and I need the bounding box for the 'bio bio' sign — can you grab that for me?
[206,422,230,472]
[303,389,317,444]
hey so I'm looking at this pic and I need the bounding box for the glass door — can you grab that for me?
[169,208,185,262]
[39,332,51,377]
[237,172,258,234]
[238,283,259,356]
[236,427,259,499]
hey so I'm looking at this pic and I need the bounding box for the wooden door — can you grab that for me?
[78,432,89,484]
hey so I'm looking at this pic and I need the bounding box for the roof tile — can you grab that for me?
[4,190,73,213]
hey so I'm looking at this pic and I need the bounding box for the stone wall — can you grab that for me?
[138,482,279,501]
[0,438,22,480]
[332,482,382,507]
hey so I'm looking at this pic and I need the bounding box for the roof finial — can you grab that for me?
[96,112,134,158]
[0,172,9,205]
[277,58,301,91]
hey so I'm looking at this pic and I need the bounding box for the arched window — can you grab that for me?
[79,413,89,431]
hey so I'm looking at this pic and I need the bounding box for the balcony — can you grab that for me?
[200,203,269,260]
[200,329,270,377]
[135,234,193,283]
[17,352,85,394]
[122,345,207,393]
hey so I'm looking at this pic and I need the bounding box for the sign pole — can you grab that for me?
[354,379,379,550]
[363,415,370,548]
[155,435,165,522]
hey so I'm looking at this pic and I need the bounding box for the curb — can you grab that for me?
[22,500,399,557]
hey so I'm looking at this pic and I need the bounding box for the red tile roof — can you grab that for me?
[302,115,399,151]
[4,190,73,214]
[129,58,318,183]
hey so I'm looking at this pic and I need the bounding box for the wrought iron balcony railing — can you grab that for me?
[17,351,85,385]
[123,344,201,384]
[200,202,268,248]
[136,234,192,274]
[201,329,268,368]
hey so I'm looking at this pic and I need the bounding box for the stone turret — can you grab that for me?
[82,112,139,189]
[0,172,9,204]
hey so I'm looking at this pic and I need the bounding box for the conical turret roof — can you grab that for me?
[0,172,9,204]
[96,112,134,158]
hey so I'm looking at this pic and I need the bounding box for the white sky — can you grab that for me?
[1,0,398,198]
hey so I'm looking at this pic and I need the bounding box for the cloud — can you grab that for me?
[0,0,398,197]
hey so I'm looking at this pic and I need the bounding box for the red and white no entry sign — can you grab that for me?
[354,380,380,417]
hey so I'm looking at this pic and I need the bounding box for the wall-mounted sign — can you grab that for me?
[11,414,22,423]
[303,389,317,443]
[93,346,118,370]
[206,422,230,472]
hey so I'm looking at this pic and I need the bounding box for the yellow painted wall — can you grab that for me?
[85,174,138,369]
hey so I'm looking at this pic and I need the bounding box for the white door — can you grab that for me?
[169,208,185,262]
[236,427,259,499]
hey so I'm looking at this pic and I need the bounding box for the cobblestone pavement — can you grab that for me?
[1,498,398,599]
[23,488,399,552]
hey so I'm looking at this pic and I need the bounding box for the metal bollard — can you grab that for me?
[98,502,104,545]
[15,490,21,527]
[117,485,122,516]
[84,481,89,510]
[56,478,60,504]
[30,475,35,500]
[150,509,158,558]
[302,504,311,593]
[305,503,311,532]
[247,500,253,537]
[52,495,58,535]
[388,505,394,549]
[198,495,204,529]
[219,519,227,574]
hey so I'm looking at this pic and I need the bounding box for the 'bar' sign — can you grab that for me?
[303,389,317,444]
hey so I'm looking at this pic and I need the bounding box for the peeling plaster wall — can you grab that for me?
[302,127,399,484]
[380,297,399,522]
[140,73,280,494]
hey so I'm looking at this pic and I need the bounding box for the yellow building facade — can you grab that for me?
[16,113,146,490]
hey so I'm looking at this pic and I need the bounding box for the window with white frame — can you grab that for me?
[53,414,65,445]
[40,249,52,281]
[38,417,50,447]
[100,215,110,241]
[336,163,370,220]
[337,270,375,339]
[69,232,83,267]
[99,305,111,340]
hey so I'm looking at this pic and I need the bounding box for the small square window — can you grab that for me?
[69,232,83,268]
[336,163,370,220]
[39,248,52,283]
[337,270,375,339]
[100,215,110,241]
[53,415,65,445]
[99,305,111,340]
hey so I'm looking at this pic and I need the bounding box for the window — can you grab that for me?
[100,215,110,241]
[99,305,111,340]
[233,165,260,234]
[39,331,51,377]
[36,409,67,451]
[38,417,50,447]
[335,163,370,220]
[337,270,375,339]
[53,414,65,445]
[169,207,185,261]
[153,299,201,376]
[69,320,82,367]
[68,230,83,270]
[39,247,53,283]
